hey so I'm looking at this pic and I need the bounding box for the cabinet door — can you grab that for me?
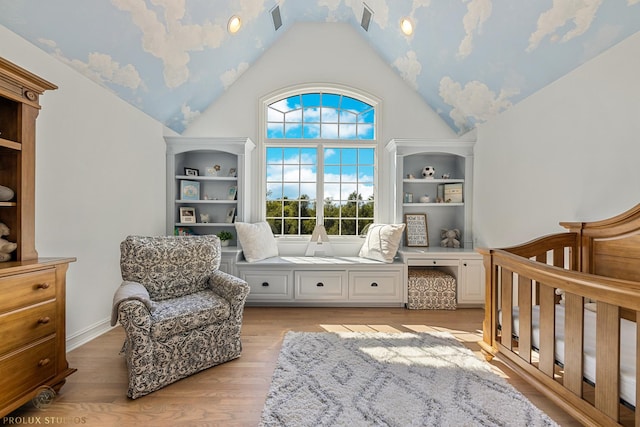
[458,258,484,305]
[242,270,293,301]
[295,271,347,301]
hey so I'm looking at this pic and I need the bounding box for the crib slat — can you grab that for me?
[518,275,532,363]
[564,292,584,396]
[538,284,556,377]
[595,302,620,420]
[501,268,513,350]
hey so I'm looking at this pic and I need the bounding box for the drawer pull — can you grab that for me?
[432,261,437,265]
[316,282,324,287]
[37,282,51,290]
[371,282,378,287]
[262,282,269,287]
[463,263,467,266]
[38,358,51,367]
[38,317,51,324]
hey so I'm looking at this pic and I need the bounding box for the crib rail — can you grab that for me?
[478,232,640,427]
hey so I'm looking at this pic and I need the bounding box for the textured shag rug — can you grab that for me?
[260,331,558,427]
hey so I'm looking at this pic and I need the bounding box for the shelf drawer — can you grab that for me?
[0,301,57,355]
[349,271,403,301]
[0,337,56,407]
[0,269,56,314]
[409,259,459,267]
[242,271,292,300]
[295,271,347,300]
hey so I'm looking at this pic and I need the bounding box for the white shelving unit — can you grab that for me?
[386,138,475,248]
[165,136,255,246]
[386,138,484,306]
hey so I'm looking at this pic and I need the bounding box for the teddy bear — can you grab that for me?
[0,222,17,262]
[441,228,461,248]
[421,166,435,179]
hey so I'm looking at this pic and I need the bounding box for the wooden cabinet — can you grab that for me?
[0,260,75,416]
[164,137,254,247]
[0,58,75,417]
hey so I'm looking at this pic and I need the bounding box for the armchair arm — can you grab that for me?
[208,270,250,320]
[111,281,155,326]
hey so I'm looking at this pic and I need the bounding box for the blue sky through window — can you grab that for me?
[267,92,375,140]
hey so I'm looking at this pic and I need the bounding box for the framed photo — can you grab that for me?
[184,167,199,176]
[227,185,237,200]
[180,180,200,200]
[225,207,236,223]
[228,167,237,177]
[404,213,429,247]
[179,207,196,224]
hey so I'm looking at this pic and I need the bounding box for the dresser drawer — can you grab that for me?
[242,271,293,300]
[0,337,56,407]
[349,271,403,301]
[295,271,347,300]
[0,269,56,314]
[0,301,57,355]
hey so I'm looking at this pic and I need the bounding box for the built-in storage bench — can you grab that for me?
[236,256,406,306]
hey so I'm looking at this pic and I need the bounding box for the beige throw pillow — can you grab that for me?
[235,222,279,262]
[359,223,405,263]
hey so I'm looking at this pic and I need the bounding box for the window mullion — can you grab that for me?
[317,144,324,226]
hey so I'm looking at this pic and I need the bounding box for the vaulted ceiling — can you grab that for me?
[1,1,638,134]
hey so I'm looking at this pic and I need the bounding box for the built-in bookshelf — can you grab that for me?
[165,137,254,247]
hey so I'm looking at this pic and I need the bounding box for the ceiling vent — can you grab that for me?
[361,3,373,32]
[271,5,282,31]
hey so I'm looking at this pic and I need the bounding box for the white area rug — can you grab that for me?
[260,331,558,427]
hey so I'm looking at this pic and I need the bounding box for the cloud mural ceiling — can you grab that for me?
[0,0,638,134]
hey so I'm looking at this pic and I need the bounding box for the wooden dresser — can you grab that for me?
[0,58,76,416]
[0,258,75,415]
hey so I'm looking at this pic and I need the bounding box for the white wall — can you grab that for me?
[474,31,640,248]
[185,22,457,225]
[0,25,167,347]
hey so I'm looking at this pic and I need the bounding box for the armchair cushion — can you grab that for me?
[150,290,231,340]
[120,235,221,300]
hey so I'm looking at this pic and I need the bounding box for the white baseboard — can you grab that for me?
[66,317,115,352]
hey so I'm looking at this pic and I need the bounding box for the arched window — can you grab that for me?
[261,87,378,236]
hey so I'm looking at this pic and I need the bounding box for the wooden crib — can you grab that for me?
[478,204,640,427]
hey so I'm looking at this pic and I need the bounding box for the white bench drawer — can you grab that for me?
[295,271,347,300]
[242,271,292,300]
[349,271,403,301]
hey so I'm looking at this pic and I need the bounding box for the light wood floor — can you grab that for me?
[5,307,581,427]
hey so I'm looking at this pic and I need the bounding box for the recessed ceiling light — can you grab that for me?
[228,15,242,34]
[400,17,413,36]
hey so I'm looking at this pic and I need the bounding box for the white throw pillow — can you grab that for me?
[235,222,279,262]
[359,223,406,263]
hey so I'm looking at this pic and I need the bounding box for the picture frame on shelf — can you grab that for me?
[180,180,200,200]
[228,167,237,177]
[225,207,236,223]
[179,207,196,224]
[404,213,429,247]
[184,167,199,176]
[227,185,237,200]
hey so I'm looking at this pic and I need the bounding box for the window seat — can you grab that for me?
[235,256,406,306]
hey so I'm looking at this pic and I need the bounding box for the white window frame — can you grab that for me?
[258,83,381,241]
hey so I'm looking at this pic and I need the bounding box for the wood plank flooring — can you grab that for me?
[4,307,582,427]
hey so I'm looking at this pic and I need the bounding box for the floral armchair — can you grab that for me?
[111,235,250,399]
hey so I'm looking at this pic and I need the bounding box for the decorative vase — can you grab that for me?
[220,239,230,247]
